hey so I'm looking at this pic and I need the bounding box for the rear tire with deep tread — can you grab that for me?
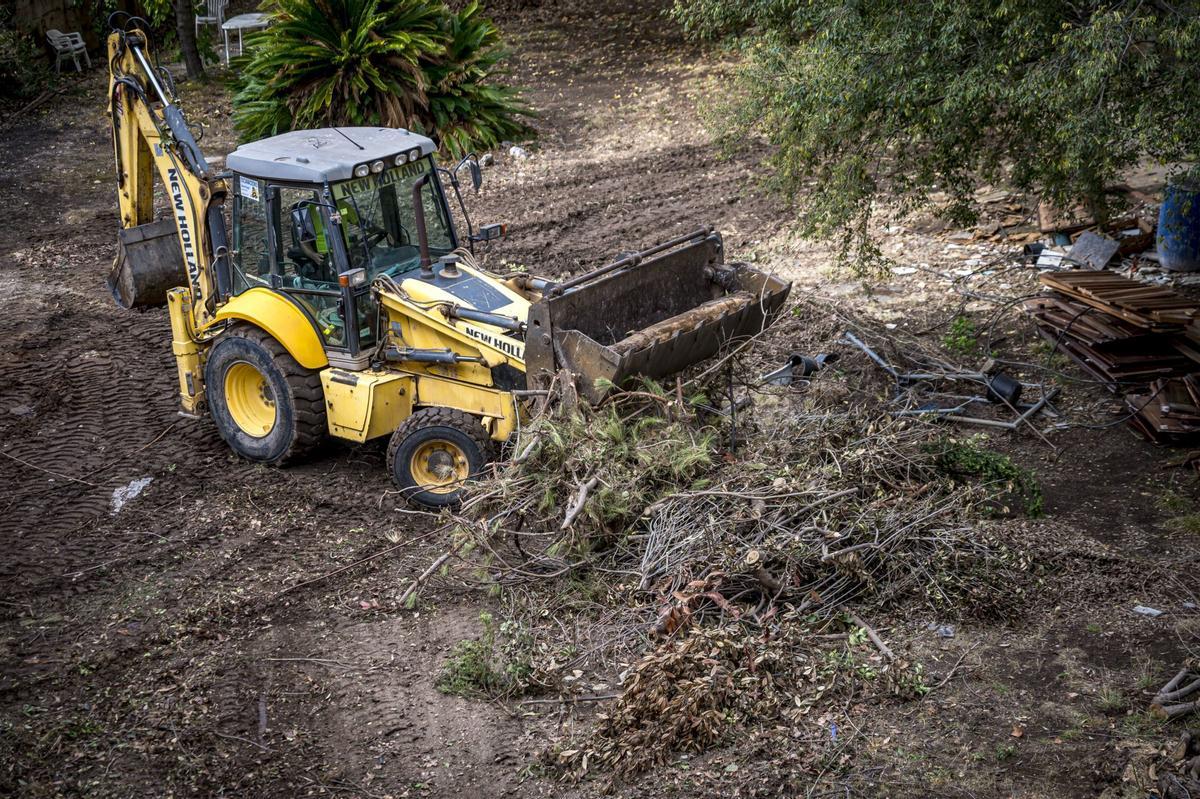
[205,323,326,464]
[387,407,495,509]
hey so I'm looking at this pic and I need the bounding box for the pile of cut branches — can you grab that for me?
[454,395,717,583]
[430,321,1040,782]
[455,385,1031,626]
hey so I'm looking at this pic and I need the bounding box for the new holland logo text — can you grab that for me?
[464,325,524,360]
[167,168,201,295]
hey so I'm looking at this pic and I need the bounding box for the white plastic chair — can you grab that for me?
[46,29,90,74]
[195,0,228,37]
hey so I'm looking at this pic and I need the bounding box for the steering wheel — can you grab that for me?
[365,227,390,247]
[345,221,390,251]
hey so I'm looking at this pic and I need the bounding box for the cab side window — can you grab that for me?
[231,177,269,293]
[279,187,334,286]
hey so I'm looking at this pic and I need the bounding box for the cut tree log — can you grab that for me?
[1153,700,1200,721]
[611,292,754,355]
[1151,667,1200,720]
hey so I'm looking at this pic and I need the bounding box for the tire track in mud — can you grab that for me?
[244,608,526,797]
[0,288,227,595]
[469,141,779,279]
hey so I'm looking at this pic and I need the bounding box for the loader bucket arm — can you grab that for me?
[105,23,229,326]
[524,229,791,402]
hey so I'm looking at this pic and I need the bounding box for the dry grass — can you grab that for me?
[547,610,930,782]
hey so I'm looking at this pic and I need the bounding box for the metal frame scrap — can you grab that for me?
[841,331,1060,433]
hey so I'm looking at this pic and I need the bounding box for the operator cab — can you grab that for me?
[226,127,460,368]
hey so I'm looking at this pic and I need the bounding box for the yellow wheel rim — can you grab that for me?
[224,362,276,438]
[409,440,470,494]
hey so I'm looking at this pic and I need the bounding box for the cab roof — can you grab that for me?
[226,127,437,184]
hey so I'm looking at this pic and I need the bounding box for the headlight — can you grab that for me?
[394,153,408,166]
[370,160,385,173]
[338,268,368,288]
[409,148,422,162]
[353,164,369,178]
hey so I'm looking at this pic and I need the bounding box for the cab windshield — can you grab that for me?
[330,161,454,278]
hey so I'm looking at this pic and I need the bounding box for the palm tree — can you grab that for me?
[231,0,531,154]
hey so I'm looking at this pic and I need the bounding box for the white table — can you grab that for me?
[222,12,271,65]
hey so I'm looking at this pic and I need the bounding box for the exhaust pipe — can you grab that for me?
[412,173,432,271]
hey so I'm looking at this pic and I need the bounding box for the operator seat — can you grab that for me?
[288,204,335,285]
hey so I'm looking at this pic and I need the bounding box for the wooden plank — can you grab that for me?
[1037,272,1198,332]
[1185,375,1200,408]
[1129,394,1199,434]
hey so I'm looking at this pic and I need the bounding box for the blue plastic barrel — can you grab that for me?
[1158,177,1200,272]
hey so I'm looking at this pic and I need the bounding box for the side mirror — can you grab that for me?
[454,154,483,193]
[468,159,482,191]
[291,206,315,243]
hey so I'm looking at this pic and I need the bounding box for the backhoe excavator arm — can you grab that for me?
[106,21,230,332]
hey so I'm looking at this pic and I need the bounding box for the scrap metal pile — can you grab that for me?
[843,332,1062,433]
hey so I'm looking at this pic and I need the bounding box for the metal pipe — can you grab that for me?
[941,414,1023,430]
[129,39,169,104]
[1011,387,1060,427]
[892,398,983,417]
[843,332,1046,389]
[129,37,209,178]
[840,331,899,378]
[942,388,1060,430]
[550,226,714,295]
[510,275,557,293]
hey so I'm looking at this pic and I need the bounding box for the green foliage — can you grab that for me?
[672,0,1200,273]
[1096,684,1127,713]
[1164,513,1200,535]
[1157,489,1191,514]
[933,436,1043,517]
[423,2,531,155]
[1156,487,1197,522]
[230,0,532,155]
[514,401,716,548]
[437,636,497,696]
[139,0,173,26]
[942,316,977,355]
[0,8,50,103]
[435,612,535,697]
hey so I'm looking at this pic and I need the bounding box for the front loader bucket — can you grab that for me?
[524,229,791,403]
[106,218,187,308]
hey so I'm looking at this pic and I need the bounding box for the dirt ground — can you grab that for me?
[1,1,1198,797]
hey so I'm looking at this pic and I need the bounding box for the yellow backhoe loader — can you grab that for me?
[104,18,791,507]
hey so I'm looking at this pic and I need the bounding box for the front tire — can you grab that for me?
[387,407,494,508]
[205,324,326,464]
